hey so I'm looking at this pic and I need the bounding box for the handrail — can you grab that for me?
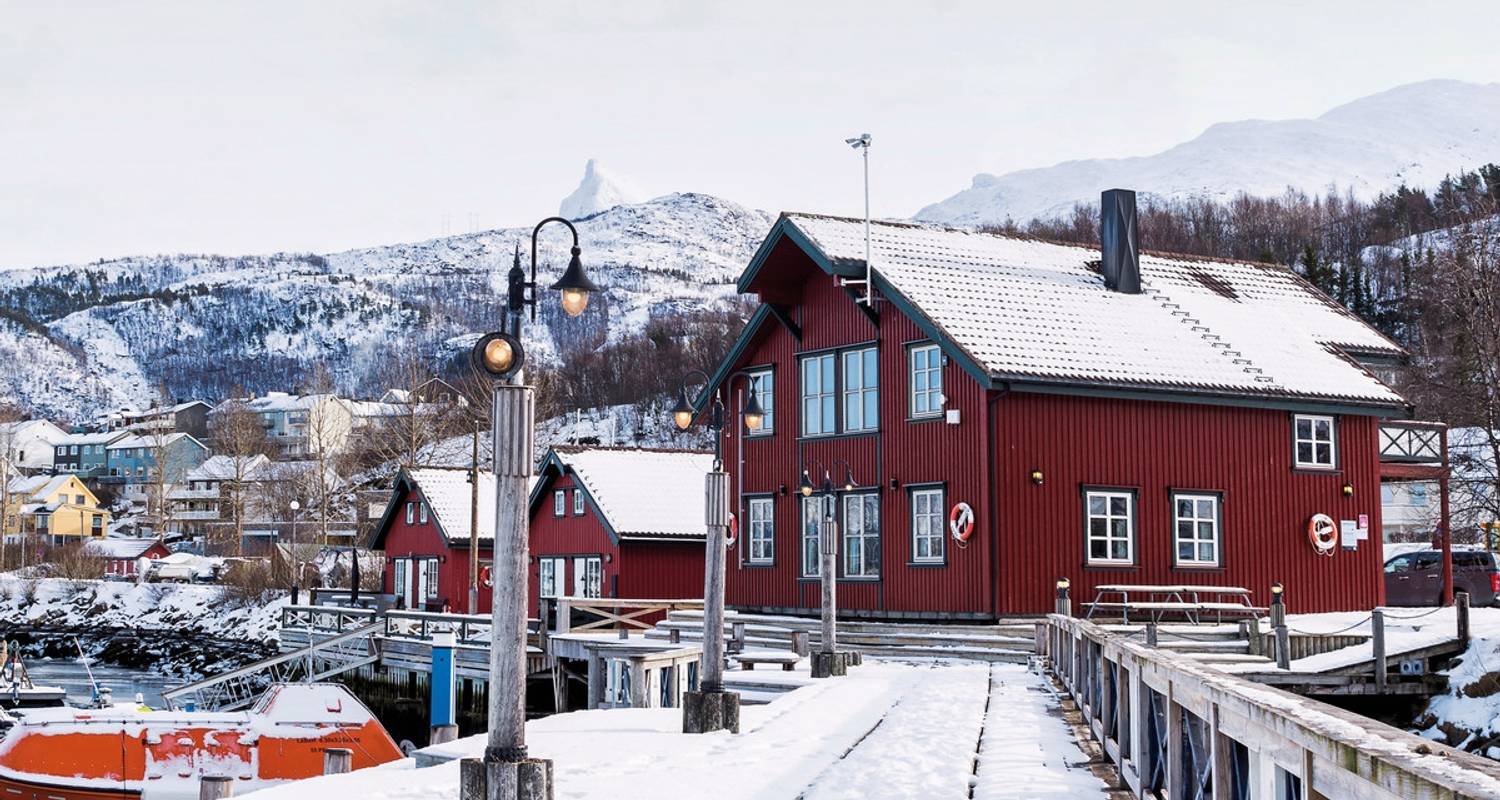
[164,620,383,709]
[552,596,704,633]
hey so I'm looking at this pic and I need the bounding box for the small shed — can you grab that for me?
[85,538,173,577]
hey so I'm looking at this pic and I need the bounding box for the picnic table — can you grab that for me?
[1083,584,1267,624]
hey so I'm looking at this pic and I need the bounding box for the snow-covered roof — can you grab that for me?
[0,419,66,441]
[54,430,129,446]
[106,432,202,450]
[233,392,338,413]
[186,454,273,482]
[542,447,715,541]
[7,474,73,501]
[84,538,164,560]
[402,467,497,545]
[767,214,1406,408]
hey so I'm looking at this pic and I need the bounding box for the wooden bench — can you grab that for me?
[734,651,802,671]
[1084,584,1264,624]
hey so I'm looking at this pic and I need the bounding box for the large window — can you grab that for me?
[747,497,774,564]
[800,495,824,577]
[910,487,945,564]
[1293,414,1336,468]
[1173,492,1220,567]
[909,344,944,418]
[842,347,879,432]
[573,556,602,598]
[538,557,565,598]
[747,369,774,435]
[801,354,836,436]
[843,493,880,578]
[1085,490,1135,565]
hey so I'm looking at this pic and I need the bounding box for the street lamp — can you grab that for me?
[800,457,857,678]
[288,500,301,604]
[668,370,764,735]
[461,217,598,800]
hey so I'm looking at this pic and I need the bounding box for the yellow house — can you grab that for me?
[4,474,110,542]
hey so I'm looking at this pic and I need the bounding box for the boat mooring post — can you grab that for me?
[430,631,459,745]
[200,776,234,800]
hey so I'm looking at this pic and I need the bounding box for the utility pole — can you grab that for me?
[469,426,481,615]
[844,132,873,306]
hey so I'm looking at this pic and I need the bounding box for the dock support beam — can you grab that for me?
[1371,610,1387,693]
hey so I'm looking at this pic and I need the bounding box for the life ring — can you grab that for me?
[479,565,494,588]
[725,513,738,548]
[949,502,976,543]
[1307,513,1337,556]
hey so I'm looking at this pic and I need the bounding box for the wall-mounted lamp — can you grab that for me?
[604,553,613,563]
[889,477,901,490]
[1029,468,1044,486]
[1341,483,1354,497]
[1055,577,1070,592]
[778,483,787,496]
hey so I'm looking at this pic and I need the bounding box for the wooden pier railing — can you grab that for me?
[1040,614,1500,799]
[550,597,704,633]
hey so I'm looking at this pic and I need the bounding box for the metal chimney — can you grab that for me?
[1100,189,1141,294]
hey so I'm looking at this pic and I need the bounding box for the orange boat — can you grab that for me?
[0,683,403,800]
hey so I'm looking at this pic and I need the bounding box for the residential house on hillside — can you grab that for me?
[381,377,463,405]
[118,400,213,440]
[0,419,67,475]
[83,537,172,577]
[211,393,353,459]
[4,474,109,543]
[104,432,209,505]
[699,190,1437,618]
[52,430,129,478]
[168,454,354,553]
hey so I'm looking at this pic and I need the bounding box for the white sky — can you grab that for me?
[2,0,1496,269]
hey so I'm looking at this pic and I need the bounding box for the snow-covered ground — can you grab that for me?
[240,661,1111,800]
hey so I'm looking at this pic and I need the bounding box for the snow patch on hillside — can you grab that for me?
[560,159,646,220]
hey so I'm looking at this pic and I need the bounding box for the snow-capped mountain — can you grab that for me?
[559,159,646,220]
[0,188,772,422]
[917,80,1500,226]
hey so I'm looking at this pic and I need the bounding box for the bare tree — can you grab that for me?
[209,393,272,555]
[143,385,176,539]
[0,406,24,570]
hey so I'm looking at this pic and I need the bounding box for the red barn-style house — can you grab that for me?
[527,446,712,622]
[371,467,496,613]
[701,190,1425,619]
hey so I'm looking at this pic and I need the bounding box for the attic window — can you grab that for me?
[1189,270,1239,300]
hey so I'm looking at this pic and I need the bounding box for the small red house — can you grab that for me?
[527,446,713,621]
[370,467,496,614]
[702,192,1420,619]
[84,538,173,578]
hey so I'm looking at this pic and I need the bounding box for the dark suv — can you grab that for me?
[1384,549,1500,606]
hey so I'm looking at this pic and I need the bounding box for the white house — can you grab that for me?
[0,419,67,474]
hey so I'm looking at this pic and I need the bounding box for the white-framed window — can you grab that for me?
[392,558,410,606]
[747,369,774,434]
[800,495,823,578]
[909,344,944,418]
[800,353,836,436]
[842,347,879,433]
[422,558,440,600]
[843,493,880,577]
[1293,414,1336,468]
[538,556,565,598]
[405,502,415,525]
[573,488,584,516]
[70,445,78,455]
[748,497,774,564]
[1173,492,1221,567]
[1085,489,1135,565]
[418,502,429,524]
[910,487,944,563]
[553,490,566,517]
[56,446,65,456]
[573,556,602,598]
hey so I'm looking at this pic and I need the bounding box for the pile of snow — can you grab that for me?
[1415,609,1500,754]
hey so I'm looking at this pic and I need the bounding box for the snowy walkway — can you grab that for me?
[241,661,1111,800]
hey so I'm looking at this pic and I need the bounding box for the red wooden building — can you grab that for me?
[526,446,713,621]
[84,537,173,578]
[371,467,496,614]
[702,191,1418,619]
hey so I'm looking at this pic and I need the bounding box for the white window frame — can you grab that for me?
[1292,414,1336,469]
[800,353,836,436]
[841,347,879,433]
[1085,489,1135,566]
[1173,492,1221,567]
[747,369,774,435]
[800,495,824,578]
[910,487,945,564]
[418,502,429,524]
[747,497,774,564]
[573,488,585,516]
[538,556,565,598]
[393,558,411,606]
[573,556,602,598]
[843,493,880,578]
[422,557,440,600]
[404,502,414,525]
[553,490,566,517]
[909,343,944,418]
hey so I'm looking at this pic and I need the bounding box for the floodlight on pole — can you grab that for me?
[844,132,873,307]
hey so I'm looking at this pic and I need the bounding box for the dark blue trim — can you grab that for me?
[695,304,774,411]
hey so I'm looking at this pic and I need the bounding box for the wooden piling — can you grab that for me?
[1457,591,1471,645]
[1371,609,1387,692]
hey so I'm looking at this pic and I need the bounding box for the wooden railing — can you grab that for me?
[550,597,704,633]
[1379,420,1445,464]
[1039,614,1500,799]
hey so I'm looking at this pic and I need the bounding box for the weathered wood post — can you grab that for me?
[729,621,746,654]
[1145,622,1159,648]
[1371,609,1387,692]
[1271,581,1290,670]
[429,631,459,745]
[1457,591,1471,645]
[669,627,681,644]
[812,496,845,679]
[682,468,741,734]
[199,776,233,800]
[460,379,551,800]
[323,748,353,775]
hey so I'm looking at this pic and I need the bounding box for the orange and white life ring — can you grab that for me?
[725,513,738,548]
[1307,513,1337,556]
[949,502,975,542]
[479,565,494,588]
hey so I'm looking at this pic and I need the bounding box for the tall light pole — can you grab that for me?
[669,371,764,733]
[844,132,873,306]
[799,459,855,678]
[288,499,301,604]
[460,217,597,800]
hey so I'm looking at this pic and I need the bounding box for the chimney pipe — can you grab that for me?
[1100,189,1141,294]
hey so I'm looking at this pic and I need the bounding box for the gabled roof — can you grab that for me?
[186,454,273,482]
[55,430,130,447]
[84,538,167,560]
[7,474,71,500]
[734,213,1408,413]
[370,467,498,550]
[531,446,714,542]
[106,432,206,451]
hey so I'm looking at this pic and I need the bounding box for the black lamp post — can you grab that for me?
[668,369,763,734]
[462,217,598,800]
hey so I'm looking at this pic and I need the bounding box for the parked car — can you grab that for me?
[1383,549,1500,606]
